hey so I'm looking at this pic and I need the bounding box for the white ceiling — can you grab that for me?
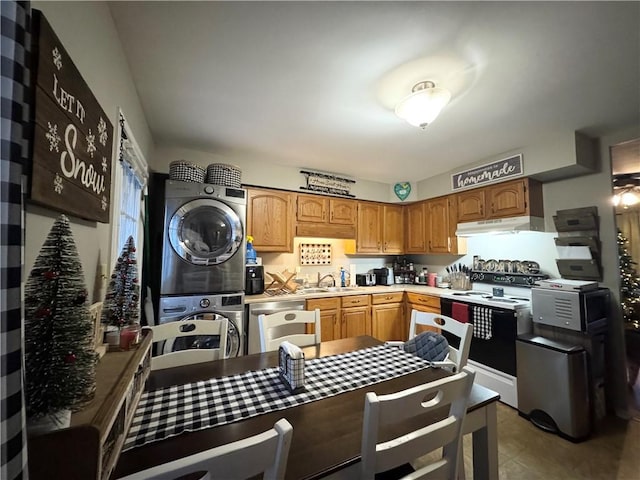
[108,1,640,184]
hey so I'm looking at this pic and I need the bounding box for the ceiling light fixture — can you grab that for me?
[395,80,451,129]
[613,175,640,208]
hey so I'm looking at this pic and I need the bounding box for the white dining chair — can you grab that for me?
[408,310,473,373]
[258,308,321,353]
[117,418,293,480]
[360,367,476,480]
[144,318,228,371]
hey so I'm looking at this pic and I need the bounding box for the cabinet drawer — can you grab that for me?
[307,297,340,310]
[341,295,371,307]
[371,292,404,305]
[405,293,440,309]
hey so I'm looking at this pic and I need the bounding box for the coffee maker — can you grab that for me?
[373,267,394,286]
[245,265,264,295]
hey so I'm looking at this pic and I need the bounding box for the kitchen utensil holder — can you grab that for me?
[450,273,471,291]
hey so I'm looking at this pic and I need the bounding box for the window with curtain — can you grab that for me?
[112,110,148,276]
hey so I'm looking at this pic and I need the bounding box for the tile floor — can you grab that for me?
[415,401,640,479]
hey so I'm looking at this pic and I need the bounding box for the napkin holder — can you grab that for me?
[279,341,305,393]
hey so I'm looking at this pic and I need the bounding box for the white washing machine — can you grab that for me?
[158,293,245,357]
[161,180,246,296]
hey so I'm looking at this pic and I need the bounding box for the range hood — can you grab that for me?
[456,215,545,236]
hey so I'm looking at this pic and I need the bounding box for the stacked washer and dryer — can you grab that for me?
[158,177,246,357]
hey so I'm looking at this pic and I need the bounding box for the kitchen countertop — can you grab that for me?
[244,284,449,304]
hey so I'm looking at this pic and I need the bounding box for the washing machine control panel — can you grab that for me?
[200,298,211,308]
[203,185,215,195]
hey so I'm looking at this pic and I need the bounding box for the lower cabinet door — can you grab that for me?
[342,306,371,338]
[372,303,405,341]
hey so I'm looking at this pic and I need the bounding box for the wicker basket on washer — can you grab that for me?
[206,163,242,187]
[169,160,205,183]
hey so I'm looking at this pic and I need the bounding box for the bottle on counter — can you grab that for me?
[246,235,257,265]
[340,267,347,287]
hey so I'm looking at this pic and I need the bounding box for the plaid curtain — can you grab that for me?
[1,1,31,479]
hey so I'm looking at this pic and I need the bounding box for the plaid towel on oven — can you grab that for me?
[123,344,431,451]
[473,306,492,340]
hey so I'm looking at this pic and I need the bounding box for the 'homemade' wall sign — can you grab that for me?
[451,154,523,191]
[29,10,113,223]
[300,170,355,198]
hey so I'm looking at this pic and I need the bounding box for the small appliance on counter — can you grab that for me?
[373,267,394,286]
[245,265,265,295]
[355,273,376,286]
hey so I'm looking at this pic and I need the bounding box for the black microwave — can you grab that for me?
[531,287,610,333]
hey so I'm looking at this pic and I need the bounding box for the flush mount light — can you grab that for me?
[395,80,451,129]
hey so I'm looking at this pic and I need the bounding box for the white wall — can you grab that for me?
[26,2,153,302]
[152,145,394,203]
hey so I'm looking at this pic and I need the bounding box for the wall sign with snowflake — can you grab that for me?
[29,10,113,223]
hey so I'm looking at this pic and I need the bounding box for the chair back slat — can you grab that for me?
[258,309,321,352]
[144,318,228,371]
[409,310,473,372]
[118,418,293,480]
[361,367,475,480]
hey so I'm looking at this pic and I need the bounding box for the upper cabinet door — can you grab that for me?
[405,201,427,253]
[329,198,356,225]
[247,188,294,252]
[297,194,327,223]
[383,204,404,254]
[356,202,382,253]
[486,179,527,218]
[426,197,450,253]
[457,189,486,222]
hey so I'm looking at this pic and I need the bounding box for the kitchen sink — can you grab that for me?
[325,287,360,292]
[296,287,329,294]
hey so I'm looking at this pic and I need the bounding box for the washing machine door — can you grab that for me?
[168,198,243,266]
[162,312,241,358]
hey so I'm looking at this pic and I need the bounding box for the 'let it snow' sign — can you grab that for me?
[451,154,523,191]
[30,10,113,223]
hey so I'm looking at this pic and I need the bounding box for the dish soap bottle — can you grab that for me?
[246,235,257,265]
[340,267,347,287]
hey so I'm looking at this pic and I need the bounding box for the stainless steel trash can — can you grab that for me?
[516,334,591,441]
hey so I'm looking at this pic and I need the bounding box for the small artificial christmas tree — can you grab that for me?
[102,236,140,328]
[618,229,640,327]
[24,215,97,420]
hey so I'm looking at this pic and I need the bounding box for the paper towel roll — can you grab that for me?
[349,264,357,287]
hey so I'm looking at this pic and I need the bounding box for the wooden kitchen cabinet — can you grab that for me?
[341,295,371,337]
[371,292,405,341]
[347,201,405,254]
[295,194,356,239]
[307,295,371,340]
[405,292,441,335]
[355,201,382,253]
[456,189,486,222]
[424,196,464,254]
[405,201,427,253]
[382,204,404,254]
[28,332,152,480]
[456,177,544,222]
[486,178,543,218]
[306,297,341,342]
[247,187,295,252]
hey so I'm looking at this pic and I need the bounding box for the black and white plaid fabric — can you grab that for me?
[124,345,430,451]
[1,2,31,479]
[473,306,493,340]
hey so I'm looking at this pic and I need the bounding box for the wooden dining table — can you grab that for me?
[113,335,499,480]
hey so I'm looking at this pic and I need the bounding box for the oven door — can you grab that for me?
[441,298,518,376]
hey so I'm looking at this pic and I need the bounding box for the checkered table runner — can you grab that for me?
[123,344,430,451]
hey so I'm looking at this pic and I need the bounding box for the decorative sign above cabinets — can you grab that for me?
[451,154,523,191]
[300,170,355,198]
[29,10,113,223]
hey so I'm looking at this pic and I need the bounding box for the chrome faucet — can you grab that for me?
[317,273,336,287]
